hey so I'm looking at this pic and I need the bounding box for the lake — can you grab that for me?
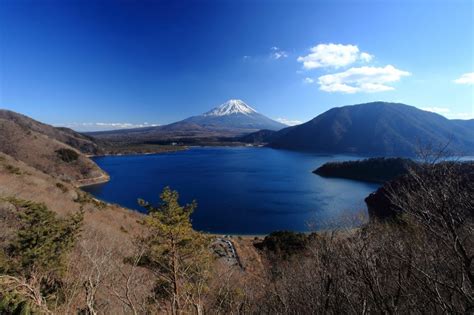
[83,147,379,234]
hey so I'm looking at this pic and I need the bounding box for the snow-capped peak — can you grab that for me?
[204,99,258,117]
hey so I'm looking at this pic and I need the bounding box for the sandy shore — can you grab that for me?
[75,173,110,187]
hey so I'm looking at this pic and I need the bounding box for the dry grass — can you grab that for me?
[0,116,106,185]
[0,153,151,313]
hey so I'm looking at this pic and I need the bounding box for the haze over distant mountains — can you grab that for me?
[89,99,286,142]
[261,102,474,156]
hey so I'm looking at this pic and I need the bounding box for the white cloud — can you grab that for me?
[421,107,451,114]
[270,47,288,60]
[243,48,288,61]
[318,65,411,93]
[360,52,373,62]
[449,112,474,120]
[454,72,474,85]
[58,122,160,132]
[297,43,372,70]
[420,107,473,120]
[303,77,314,84]
[275,117,303,126]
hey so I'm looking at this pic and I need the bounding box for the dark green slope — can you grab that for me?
[268,102,474,156]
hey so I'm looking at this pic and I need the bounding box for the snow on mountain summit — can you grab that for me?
[182,99,285,131]
[204,99,258,117]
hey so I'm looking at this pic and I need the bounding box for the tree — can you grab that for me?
[385,161,474,312]
[138,187,213,314]
[0,198,83,314]
[9,199,83,276]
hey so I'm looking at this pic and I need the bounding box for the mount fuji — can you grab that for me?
[88,99,286,142]
[182,99,286,131]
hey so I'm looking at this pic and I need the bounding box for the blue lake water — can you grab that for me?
[83,147,379,234]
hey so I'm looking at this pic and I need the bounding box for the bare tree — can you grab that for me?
[0,273,52,314]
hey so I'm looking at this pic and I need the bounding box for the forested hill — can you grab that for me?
[314,157,416,183]
[267,102,474,156]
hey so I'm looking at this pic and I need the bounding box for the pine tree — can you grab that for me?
[0,198,83,314]
[138,187,212,314]
[9,199,83,276]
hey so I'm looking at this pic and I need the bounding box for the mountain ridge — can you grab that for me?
[0,109,108,185]
[267,102,474,156]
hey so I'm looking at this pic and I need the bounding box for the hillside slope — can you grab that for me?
[269,102,474,156]
[365,161,474,219]
[0,110,107,185]
[0,110,101,155]
[0,151,154,313]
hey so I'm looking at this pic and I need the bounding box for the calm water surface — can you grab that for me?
[83,147,379,234]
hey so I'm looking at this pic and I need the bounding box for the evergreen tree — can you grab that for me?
[138,187,212,314]
[0,198,83,314]
[10,199,83,276]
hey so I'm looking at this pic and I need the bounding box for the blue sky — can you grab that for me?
[1,0,473,131]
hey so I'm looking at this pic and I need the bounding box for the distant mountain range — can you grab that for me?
[244,102,474,156]
[89,99,286,142]
[3,101,473,158]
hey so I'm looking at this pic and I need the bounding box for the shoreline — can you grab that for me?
[86,145,189,158]
[75,173,110,188]
[86,143,268,158]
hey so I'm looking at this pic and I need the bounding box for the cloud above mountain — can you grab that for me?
[298,43,410,94]
[421,107,451,115]
[454,72,474,85]
[421,106,474,120]
[297,43,372,69]
[275,117,303,126]
[58,122,160,132]
[317,65,410,93]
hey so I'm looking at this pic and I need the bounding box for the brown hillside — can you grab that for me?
[0,109,101,154]
[0,112,107,185]
[0,152,157,313]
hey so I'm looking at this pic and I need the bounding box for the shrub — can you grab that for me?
[55,148,79,163]
[255,231,310,259]
[0,198,83,314]
[55,182,68,193]
[3,164,21,175]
